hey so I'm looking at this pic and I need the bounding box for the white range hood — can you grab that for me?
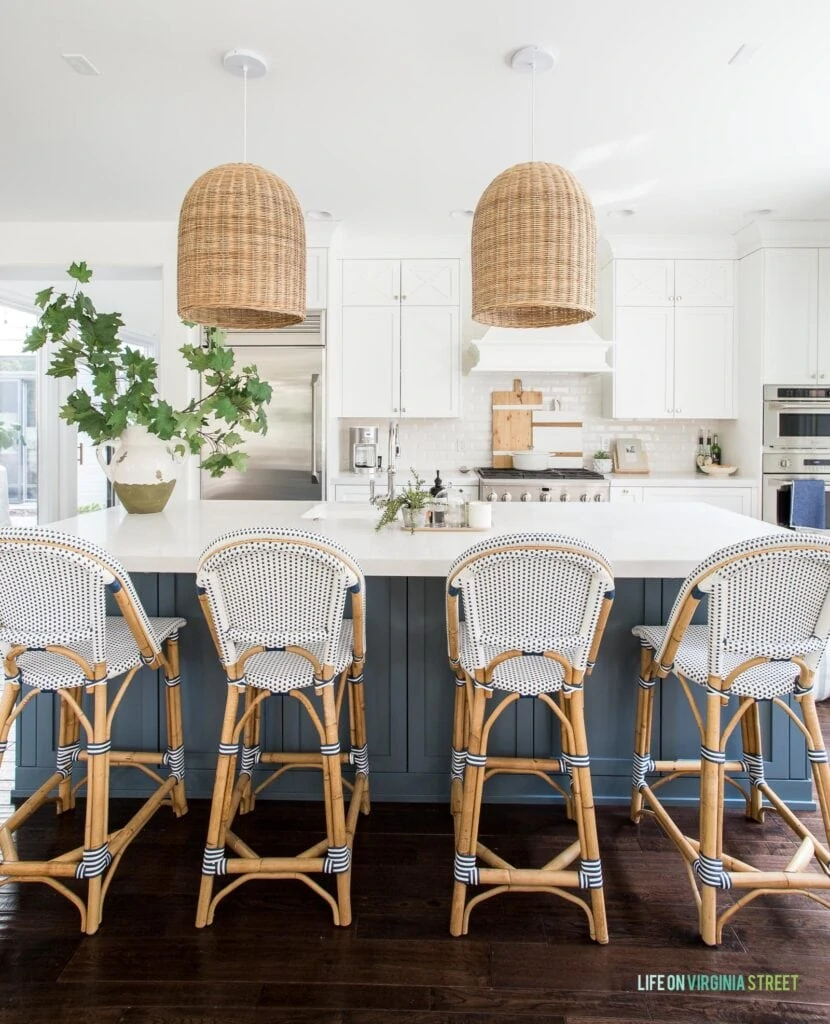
[469,320,612,374]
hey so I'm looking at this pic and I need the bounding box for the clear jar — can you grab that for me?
[446,488,467,528]
[428,496,448,528]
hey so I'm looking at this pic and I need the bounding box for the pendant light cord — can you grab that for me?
[242,62,248,163]
[530,55,536,163]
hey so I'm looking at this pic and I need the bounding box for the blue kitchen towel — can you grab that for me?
[790,478,826,529]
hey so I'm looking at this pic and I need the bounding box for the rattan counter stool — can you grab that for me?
[630,534,830,946]
[195,527,370,928]
[0,528,187,934]
[446,532,615,942]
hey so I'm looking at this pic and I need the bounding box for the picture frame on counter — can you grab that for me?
[613,437,650,475]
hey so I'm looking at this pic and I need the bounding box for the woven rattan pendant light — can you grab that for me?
[178,50,306,329]
[472,46,596,328]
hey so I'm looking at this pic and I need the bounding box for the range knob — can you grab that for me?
[500,492,513,502]
[559,492,570,502]
[579,493,589,502]
[779,458,791,469]
[520,491,532,502]
[540,488,553,503]
[486,491,498,502]
[593,493,604,502]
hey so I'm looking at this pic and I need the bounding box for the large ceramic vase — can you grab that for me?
[96,424,183,514]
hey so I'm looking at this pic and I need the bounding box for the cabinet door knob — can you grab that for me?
[401,294,407,300]
[675,407,682,414]
[676,295,682,301]
[401,407,406,413]
[822,375,827,380]
[393,294,399,300]
[392,407,398,413]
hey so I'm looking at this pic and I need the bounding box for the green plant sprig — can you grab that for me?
[24,263,274,478]
[373,469,430,531]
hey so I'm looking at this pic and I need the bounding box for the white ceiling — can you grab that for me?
[2,0,830,234]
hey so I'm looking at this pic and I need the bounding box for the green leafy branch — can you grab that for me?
[373,469,429,531]
[24,263,274,478]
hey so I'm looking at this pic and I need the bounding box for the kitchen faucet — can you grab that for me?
[387,420,400,499]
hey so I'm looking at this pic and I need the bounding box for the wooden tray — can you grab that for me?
[400,525,490,532]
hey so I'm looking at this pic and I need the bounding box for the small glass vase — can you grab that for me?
[402,507,427,529]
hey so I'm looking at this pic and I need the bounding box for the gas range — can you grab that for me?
[475,467,610,504]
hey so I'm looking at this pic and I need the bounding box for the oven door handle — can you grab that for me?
[766,477,830,489]
[767,402,830,410]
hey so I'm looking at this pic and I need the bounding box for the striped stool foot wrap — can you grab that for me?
[741,752,765,789]
[694,853,732,890]
[578,858,604,889]
[808,748,830,764]
[163,744,186,781]
[349,743,369,776]
[86,740,111,757]
[56,741,81,778]
[218,742,238,757]
[454,851,480,885]
[239,744,261,777]
[450,747,467,781]
[0,740,7,757]
[465,752,487,768]
[75,843,112,879]
[164,674,181,688]
[320,741,341,757]
[323,845,351,874]
[202,846,228,876]
[701,745,726,765]
[632,751,656,791]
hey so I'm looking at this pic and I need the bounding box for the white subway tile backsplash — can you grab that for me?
[338,373,728,477]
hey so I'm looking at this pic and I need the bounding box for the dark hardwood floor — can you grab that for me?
[3,716,830,1023]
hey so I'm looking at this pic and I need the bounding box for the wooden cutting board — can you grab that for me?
[491,379,543,468]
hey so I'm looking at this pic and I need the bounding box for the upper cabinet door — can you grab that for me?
[342,260,401,305]
[763,249,819,385]
[306,248,328,309]
[400,260,460,306]
[399,307,460,417]
[614,260,674,306]
[612,307,674,418]
[673,307,735,418]
[340,306,401,417]
[673,260,734,306]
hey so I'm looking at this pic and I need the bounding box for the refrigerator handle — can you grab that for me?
[310,373,320,484]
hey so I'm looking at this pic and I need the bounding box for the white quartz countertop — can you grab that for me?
[44,500,783,579]
[607,472,758,487]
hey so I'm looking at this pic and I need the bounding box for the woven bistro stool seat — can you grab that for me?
[195,528,370,929]
[630,533,830,946]
[446,532,615,942]
[0,528,187,934]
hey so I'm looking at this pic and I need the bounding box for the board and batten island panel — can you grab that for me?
[16,501,810,806]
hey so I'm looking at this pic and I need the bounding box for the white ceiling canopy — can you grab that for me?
[1,0,830,233]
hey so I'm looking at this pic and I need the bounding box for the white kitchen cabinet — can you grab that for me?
[399,308,460,417]
[673,308,734,418]
[606,259,735,419]
[613,307,674,418]
[608,485,644,503]
[342,260,401,305]
[763,249,819,385]
[340,259,461,418]
[341,307,400,417]
[400,260,460,305]
[673,260,734,306]
[306,248,328,308]
[642,486,755,517]
[615,260,674,306]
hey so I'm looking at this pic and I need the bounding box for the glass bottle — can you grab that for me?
[711,433,721,466]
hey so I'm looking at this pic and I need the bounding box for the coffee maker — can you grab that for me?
[350,426,379,474]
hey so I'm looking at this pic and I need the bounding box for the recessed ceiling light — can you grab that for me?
[450,209,474,220]
[727,42,763,66]
[606,208,636,218]
[751,208,774,217]
[305,209,334,221]
[61,53,101,76]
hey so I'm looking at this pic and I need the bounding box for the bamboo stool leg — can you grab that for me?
[698,688,726,947]
[56,686,83,814]
[558,690,576,822]
[450,680,488,937]
[239,685,261,816]
[565,686,608,945]
[450,672,467,834]
[348,663,371,816]
[630,646,656,824]
[800,691,830,848]
[196,684,242,928]
[739,696,765,824]
[162,636,188,819]
[82,682,111,936]
[319,680,352,927]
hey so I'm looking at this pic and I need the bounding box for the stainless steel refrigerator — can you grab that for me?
[200,328,324,501]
